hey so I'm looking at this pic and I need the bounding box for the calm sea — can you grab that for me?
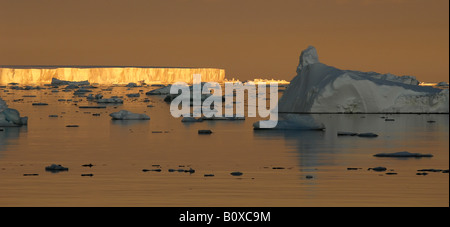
[0,85,448,206]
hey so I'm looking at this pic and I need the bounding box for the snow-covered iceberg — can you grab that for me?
[109,110,150,120]
[278,46,449,113]
[0,97,28,127]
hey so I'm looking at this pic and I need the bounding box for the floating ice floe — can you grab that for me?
[126,93,140,98]
[368,167,387,172]
[87,94,103,100]
[436,82,449,87]
[163,93,212,103]
[230,171,243,176]
[73,88,93,95]
[146,85,172,95]
[337,131,379,137]
[64,84,80,89]
[110,110,150,120]
[417,169,447,173]
[125,82,139,87]
[337,131,358,136]
[32,102,48,106]
[45,164,69,172]
[357,133,379,138]
[51,78,90,86]
[278,46,449,113]
[181,117,204,122]
[201,115,245,121]
[0,97,28,127]
[198,129,213,134]
[96,98,124,103]
[374,151,433,158]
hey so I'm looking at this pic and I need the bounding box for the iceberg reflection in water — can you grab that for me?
[0,84,448,206]
[0,127,27,153]
[253,114,325,130]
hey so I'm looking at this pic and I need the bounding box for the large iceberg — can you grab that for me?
[0,97,28,127]
[0,66,225,85]
[278,46,449,113]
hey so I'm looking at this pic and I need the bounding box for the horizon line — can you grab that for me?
[0,65,225,70]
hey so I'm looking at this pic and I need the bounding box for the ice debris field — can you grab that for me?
[1,46,449,128]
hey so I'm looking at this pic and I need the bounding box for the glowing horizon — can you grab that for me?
[0,0,447,83]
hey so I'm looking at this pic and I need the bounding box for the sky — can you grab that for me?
[0,0,448,82]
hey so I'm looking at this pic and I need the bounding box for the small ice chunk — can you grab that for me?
[45,164,69,172]
[417,169,442,172]
[126,93,140,98]
[374,151,433,158]
[357,133,378,138]
[125,82,139,87]
[230,171,243,176]
[337,131,358,136]
[96,98,123,103]
[198,129,212,134]
[146,86,172,95]
[369,167,387,172]
[436,82,449,87]
[110,110,150,120]
[181,117,203,122]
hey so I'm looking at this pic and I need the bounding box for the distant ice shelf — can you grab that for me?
[277,46,449,113]
[0,66,225,85]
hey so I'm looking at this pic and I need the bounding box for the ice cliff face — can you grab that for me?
[0,67,225,85]
[278,46,449,113]
[0,97,7,112]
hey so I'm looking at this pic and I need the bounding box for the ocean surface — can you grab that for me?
[0,85,448,207]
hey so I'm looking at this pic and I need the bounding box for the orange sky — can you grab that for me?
[0,0,448,82]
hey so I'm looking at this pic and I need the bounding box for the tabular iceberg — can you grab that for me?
[278,46,449,113]
[0,66,225,85]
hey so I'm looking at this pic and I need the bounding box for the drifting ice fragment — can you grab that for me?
[110,110,150,120]
[369,167,387,172]
[146,86,172,95]
[45,164,69,172]
[0,98,28,127]
[181,117,203,122]
[96,98,124,104]
[230,172,243,176]
[357,133,378,138]
[374,151,433,158]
